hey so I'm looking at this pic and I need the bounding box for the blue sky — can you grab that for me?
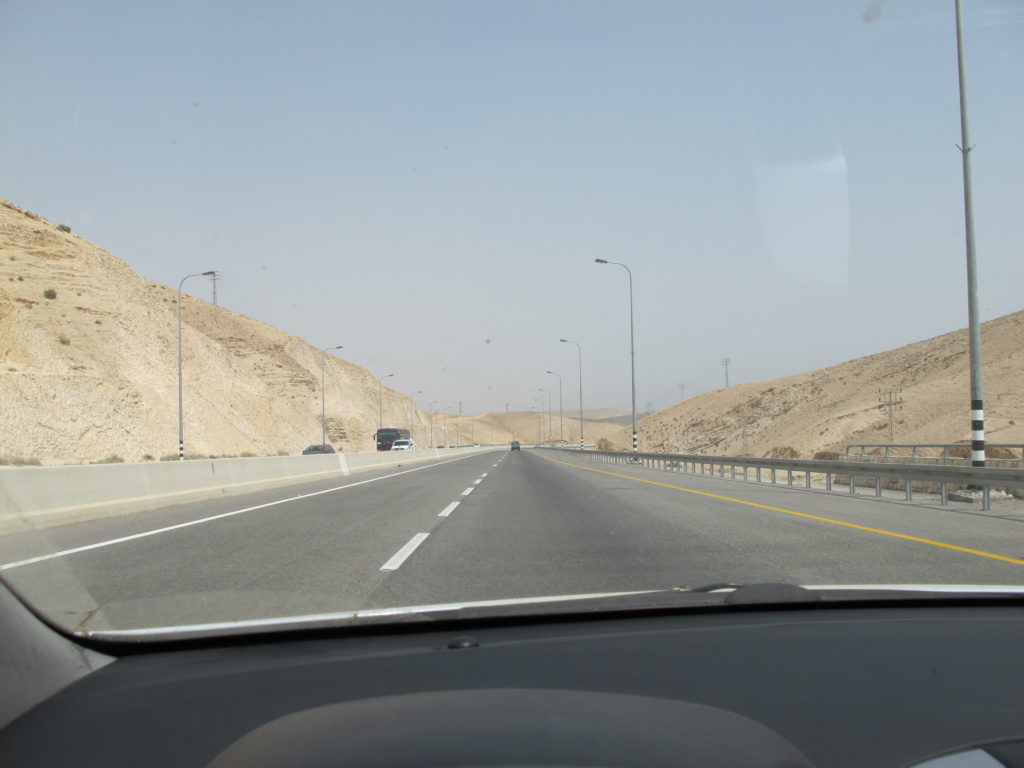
[2,0,1021,414]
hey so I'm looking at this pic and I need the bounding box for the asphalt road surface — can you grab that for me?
[2,448,1023,631]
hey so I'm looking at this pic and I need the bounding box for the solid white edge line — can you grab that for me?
[379,532,430,571]
[439,502,460,517]
[1,451,496,571]
[461,487,475,496]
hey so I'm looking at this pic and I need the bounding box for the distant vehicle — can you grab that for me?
[375,428,410,451]
[390,439,415,451]
[302,444,335,455]
[473,443,481,447]
[511,441,520,451]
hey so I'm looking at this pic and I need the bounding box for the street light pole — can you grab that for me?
[546,370,563,444]
[954,0,985,468]
[429,400,437,447]
[378,373,394,428]
[409,390,422,443]
[598,262,634,460]
[177,270,216,461]
[321,345,343,446]
[538,388,551,442]
[560,339,583,449]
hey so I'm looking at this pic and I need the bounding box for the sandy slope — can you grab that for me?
[0,199,622,464]
[608,310,1024,458]
[3,197,1019,464]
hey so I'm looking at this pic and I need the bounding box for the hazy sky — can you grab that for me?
[2,0,1021,415]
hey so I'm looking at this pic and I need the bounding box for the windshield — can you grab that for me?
[1,0,1022,639]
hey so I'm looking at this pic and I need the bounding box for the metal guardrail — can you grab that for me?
[845,443,1024,463]
[544,448,1024,511]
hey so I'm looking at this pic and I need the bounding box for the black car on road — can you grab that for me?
[302,444,336,455]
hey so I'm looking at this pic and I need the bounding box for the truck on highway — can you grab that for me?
[375,427,410,451]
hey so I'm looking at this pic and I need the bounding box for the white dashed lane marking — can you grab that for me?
[380,533,430,571]
[439,502,460,517]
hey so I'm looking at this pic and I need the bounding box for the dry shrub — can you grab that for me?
[813,451,840,461]
[765,446,799,459]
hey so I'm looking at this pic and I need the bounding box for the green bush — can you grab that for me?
[95,455,125,464]
[58,334,70,345]
[43,288,57,299]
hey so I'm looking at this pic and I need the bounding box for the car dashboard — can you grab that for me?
[3,581,1024,767]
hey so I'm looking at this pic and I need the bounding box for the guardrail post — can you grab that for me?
[941,483,949,505]
[756,467,761,483]
[983,486,991,511]
[787,470,793,487]
[905,479,912,502]
[731,464,736,480]
[875,477,882,497]
[826,472,832,491]
[805,471,812,489]
[849,474,856,494]
[770,468,776,485]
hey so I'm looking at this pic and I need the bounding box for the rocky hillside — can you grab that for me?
[610,310,1024,458]
[0,199,534,464]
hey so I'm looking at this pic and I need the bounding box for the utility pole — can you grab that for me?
[721,357,732,388]
[954,0,985,468]
[209,271,220,306]
[457,401,462,447]
[678,382,685,401]
[879,390,904,445]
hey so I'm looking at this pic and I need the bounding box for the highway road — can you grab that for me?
[2,448,1024,632]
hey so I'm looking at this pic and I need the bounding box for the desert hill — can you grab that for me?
[1,198,613,464]
[608,310,1024,458]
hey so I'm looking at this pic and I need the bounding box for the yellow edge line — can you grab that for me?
[534,452,1024,568]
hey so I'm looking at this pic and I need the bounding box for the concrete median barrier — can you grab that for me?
[0,446,496,535]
